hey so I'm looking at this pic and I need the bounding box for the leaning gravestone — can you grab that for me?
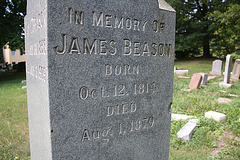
[25,0,175,159]
[210,60,222,75]
[189,73,202,89]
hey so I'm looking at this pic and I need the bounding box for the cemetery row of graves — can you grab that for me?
[0,58,239,159]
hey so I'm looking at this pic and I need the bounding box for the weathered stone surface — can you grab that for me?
[205,111,226,122]
[177,119,199,141]
[171,114,194,121]
[217,98,233,103]
[210,60,222,75]
[219,55,233,88]
[177,76,190,79]
[174,70,189,75]
[189,73,202,89]
[25,0,175,159]
[207,76,217,80]
[219,82,233,88]
[224,55,232,84]
[231,59,240,81]
[199,73,208,85]
[228,94,239,97]
[21,86,27,89]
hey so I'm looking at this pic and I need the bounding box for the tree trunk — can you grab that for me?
[202,34,212,58]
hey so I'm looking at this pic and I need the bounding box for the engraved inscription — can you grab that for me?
[105,64,140,76]
[26,64,46,82]
[92,11,147,32]
[68,8,84,25]
[25,39,46,56]
[107,102,137,117]
[81,127,113,144]
[119,117,154,135]
[25,9,46,35]
[79,82,156,100]
[54,34,117,55]
[123,39,172,57]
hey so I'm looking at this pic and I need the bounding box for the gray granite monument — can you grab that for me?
[25,0,175,159]
[210,60,222,75]
[219,55,233,88]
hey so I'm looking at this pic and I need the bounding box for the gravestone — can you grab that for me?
[25,0,175,159]
[189,73,202,89]
[231,59,240,81]
[210,60,222,75]
[219,55,233,88]
[199,73,208,85]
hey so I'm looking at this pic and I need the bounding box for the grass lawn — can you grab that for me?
[0,59,239,159]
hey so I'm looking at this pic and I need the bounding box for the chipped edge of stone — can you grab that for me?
[158,0,175,12]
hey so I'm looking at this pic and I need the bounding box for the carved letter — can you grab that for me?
[54,34,67,54]
[142,43,150,56]
[107,106,114,117]
[69,8,74,23]
[151,43,157,56]
[109,40,117,55]
[133,65,140,75]
[115,65,121,76]
[142,21,147,32]
[75,11,84,25]
[105,15,112,28]
[84,38,97,54]
[130,103,137,113]
[114,17,124,29]
[123,39,131,55]
[126,18,132,30]
[68,37,81,54]
[81,129,91,141]
[79,86,89,100]
[105,64,112,76]
[158,43,164,56]
[92,11,103,27]
[165,44,171,57]
[134,42,140,56]
[99,40,107,55]
[133,19,140,31]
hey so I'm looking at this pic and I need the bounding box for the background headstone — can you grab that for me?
[224,55,232,84]
[25,0,175,159]
[189,73,202,89]
[219,55,233,88]
[231,59,240,81]
[210,60,222,75]
[199,73,208,85]
[174,70,189,75]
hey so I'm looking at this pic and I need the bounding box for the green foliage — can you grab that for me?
[210,4,240,57]
[166,0,240,58]
[0,0,26,50]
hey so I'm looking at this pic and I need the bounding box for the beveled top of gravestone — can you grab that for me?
[189,73,202,89]
[29,0,177,159]
[210,60,222,75]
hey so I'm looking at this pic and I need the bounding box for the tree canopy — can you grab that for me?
[0,0,26,50]
[166,0,240,58]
